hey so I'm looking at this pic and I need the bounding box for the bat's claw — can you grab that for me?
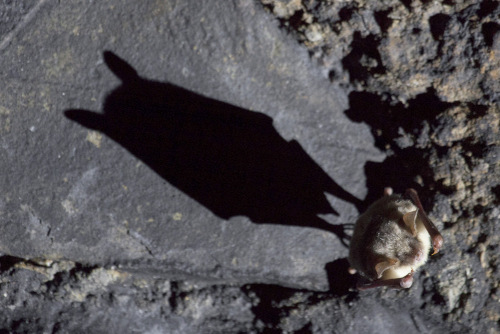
[431,234,444,255]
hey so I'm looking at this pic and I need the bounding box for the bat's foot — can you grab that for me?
[383,187,393,196]
[399,271,414,289]
[431,234,444,255]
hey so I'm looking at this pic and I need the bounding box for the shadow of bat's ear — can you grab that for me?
[103,51,140,83]
[64,109,105,131]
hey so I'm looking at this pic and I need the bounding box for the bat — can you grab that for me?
[348,187,443,290]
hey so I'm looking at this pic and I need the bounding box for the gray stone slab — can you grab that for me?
[0,0,382,290]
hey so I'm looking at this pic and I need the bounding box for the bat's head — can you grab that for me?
[362,220,428,280]
[350,188,442,290]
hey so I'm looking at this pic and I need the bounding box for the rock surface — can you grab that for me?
[1,0,499,332]
[1,0,375,291]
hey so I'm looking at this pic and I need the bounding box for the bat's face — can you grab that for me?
[364,208,431,281]
[349,188,442,290]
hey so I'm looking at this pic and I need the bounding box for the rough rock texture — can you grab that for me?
[259,0,500,332]
[1,0,499,332]
[261,0,500,104]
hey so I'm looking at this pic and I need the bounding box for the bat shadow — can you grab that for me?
[65,51,363,245]
[344,90,456,206]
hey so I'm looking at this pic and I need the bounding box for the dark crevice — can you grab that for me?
[492,185,500,204]
[467,103,488,119]
[399,0,412,11]
[287,10,306,30]
[477,0,499,18]
[44,262,98,293]
[431,291,446,306]
[261,5,305,33]
[473,204,485,216]
[0,255,24,272]
[374,9,393,33]
[328,69,337,82]
[476,233,488,245]
[462,139,487,160]
[339,5,356,22]
[342,32,385,83]
[168,282,180,311]
[481,22,500,47]
[429,14,451,41]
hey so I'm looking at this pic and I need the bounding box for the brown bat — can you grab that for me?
[348,187,443,290]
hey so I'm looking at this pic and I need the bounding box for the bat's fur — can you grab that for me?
[349,191,434,288]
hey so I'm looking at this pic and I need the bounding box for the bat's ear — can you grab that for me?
[374,257,399,278]
[64,109,105,131]
[103,51,140,83]
[402,210,418,236]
